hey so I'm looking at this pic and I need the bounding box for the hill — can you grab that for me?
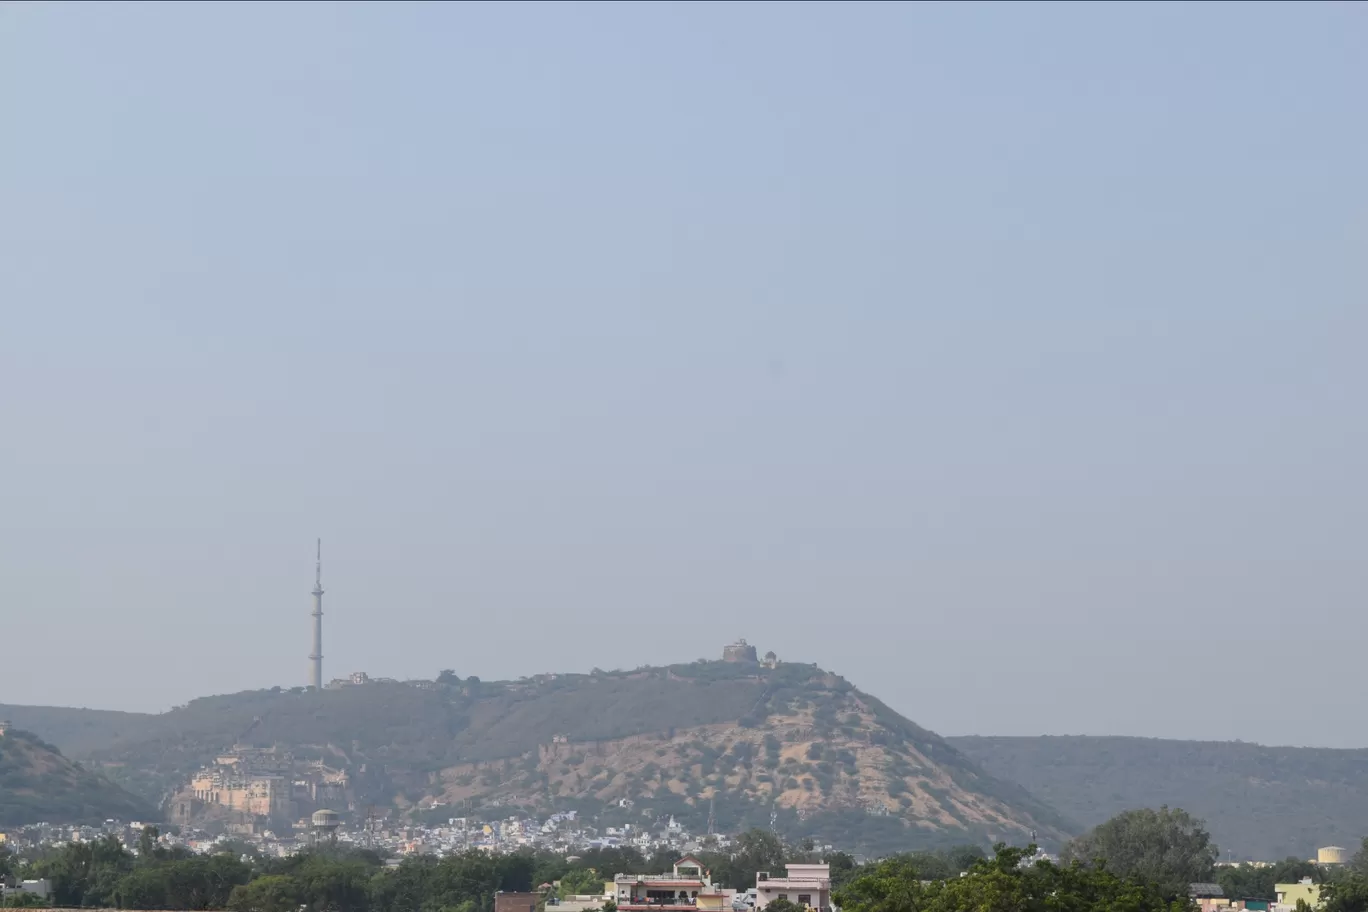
[0,704,157,757]
[4,661,1074,854]
[949,735,1368,861]
[0,727,155,826]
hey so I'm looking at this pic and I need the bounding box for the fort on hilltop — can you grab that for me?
[721,639,758,663]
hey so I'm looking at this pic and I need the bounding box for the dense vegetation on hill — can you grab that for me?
[4,662,1071,854]
[949,735,1368,860]
[0,728,154,826]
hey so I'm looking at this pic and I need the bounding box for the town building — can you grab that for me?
[1,880,52,902]
[755,864,831,912]
[616,856,714,910]
[1275,879,1321,909]
[188,767,291,817]
[495,892,542,912]
[1190,883,1228,912]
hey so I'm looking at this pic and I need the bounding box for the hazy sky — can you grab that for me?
[1,1,1363,748]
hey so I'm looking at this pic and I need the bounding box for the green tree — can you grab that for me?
[559,868,607,896]
[832,855,931,912]
[114,867,169,910]
[765,900,802,912]
[826,853,859,890]
[139,825,161,860]
[1322,876,1368,912]
[1062,806,1218,900]
[941,845,987,875]
[837,844,1185,912]
[163,853,254,909]
[30,834,134,907]
[226,874,303,912]
[1350,839,1368,879]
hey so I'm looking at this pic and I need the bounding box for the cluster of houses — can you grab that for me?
[1191,877,1323,912]
[542,856,832,912]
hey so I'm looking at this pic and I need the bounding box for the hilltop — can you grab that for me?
[0,727,155,826]
[950,735,1368,860]
[2,661,1073,854]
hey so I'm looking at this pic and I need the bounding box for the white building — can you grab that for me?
[1,880,53,902]
[755,864,831,912]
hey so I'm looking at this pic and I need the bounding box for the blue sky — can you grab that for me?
[0,1,1363,746]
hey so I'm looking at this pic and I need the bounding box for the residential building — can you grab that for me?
[695,887,734,912]
[615,855,714,910]
[755,864,831,912]
[1190,884,1230,912]
[1275,879,1321,909]
[495,892,541,912]
[1,879,52,901]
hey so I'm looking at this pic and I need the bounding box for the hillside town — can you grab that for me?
[0,812,758,863]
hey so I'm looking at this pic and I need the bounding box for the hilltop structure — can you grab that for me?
[171,745,350,831]
[722,639,758,663]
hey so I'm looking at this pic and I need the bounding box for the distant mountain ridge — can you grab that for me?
[0,727,154,826]
[0,661,1072,854]
[949,734,1368,860]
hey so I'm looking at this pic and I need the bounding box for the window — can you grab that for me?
[798,898,811,907]
[779,896,788,902]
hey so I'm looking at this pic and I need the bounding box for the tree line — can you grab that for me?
[0,826,981,912]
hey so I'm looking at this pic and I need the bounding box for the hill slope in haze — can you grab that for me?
[0,728,155,826]
[950,735,1368,861]
[5,662,1074,854]
[0,704,156,757]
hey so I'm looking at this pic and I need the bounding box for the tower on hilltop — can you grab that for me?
[722,638,758,663]
[310,539,324,690]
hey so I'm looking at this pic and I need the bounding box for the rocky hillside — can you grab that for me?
[5,661,1074,854]
[0,727,155,826]
[950,735,1368,861]
[421,664,1075,852]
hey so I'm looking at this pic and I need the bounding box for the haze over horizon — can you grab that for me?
[1,2,1363,748]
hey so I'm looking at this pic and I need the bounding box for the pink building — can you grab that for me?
[755,864,831,912]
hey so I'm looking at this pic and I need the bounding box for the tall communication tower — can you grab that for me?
[365,805,381,848]
[310,539,324,690]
